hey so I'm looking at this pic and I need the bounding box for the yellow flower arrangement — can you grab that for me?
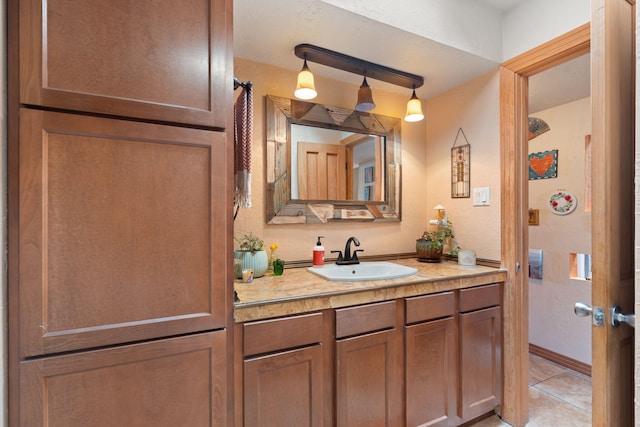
[268,243,279,271]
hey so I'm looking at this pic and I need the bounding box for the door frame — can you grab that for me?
[499,24,591,426]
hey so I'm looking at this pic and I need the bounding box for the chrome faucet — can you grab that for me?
[332,237,362,265]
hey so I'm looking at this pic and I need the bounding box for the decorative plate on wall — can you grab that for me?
[548,191,577,215]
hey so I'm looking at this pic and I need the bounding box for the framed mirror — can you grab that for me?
[266,95,402,224]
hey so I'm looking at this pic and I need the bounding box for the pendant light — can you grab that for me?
[294,57,317,100]
[355,76,375,111]
[404,88,424,122]
[293,44,426,122]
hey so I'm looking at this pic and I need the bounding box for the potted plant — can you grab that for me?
[416,222,456,263]
[234,232,269,278]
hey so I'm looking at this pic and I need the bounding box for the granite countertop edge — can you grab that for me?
[234,259,507,323]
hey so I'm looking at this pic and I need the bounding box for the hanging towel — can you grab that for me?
[234,84,253,209]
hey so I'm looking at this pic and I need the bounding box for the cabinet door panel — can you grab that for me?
[244,345,324,427]
[336,329,403,427]
[19,0,230,128]
[459,306,502,422]
[405,317,456,427]
[21,331,227,427]
[17,109,228,357]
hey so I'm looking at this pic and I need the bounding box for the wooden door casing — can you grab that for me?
[21,331,227,427]
[18,0,230,128]
[502,4,635,424]
[343,134,383,201]
[500,23,591,426]
[17,109,227,358]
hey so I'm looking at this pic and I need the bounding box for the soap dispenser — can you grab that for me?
[313,236,325,267]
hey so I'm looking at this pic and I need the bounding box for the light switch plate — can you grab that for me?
[473,187,491,206]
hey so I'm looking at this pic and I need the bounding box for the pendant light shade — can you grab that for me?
[294,58,317,100]
[292,44,425,121]
[355,76,375,112]
[404,88,424,122]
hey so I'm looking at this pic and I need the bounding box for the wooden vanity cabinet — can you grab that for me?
[458,284,502,423]
[335,300,404,427]
[405,292,457,427]
[238,282,503,427]
[241,312,331,427]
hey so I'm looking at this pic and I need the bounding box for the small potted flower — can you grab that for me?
[416,222,456,263]
[234,232,269,278]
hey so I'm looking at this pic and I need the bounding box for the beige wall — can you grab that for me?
[233,58,505,263]
[424,70,502,261]
[528,97,592,364]
[233,58,429,261]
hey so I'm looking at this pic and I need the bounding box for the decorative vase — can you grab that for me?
[416,239,443,263]
[273,259,285,276]
[268,249,278,271]
[234,250,269,278]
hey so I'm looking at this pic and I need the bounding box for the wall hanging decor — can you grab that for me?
[528,149,558,180]
[451,128,470,198]
[528,117,550,140]
[548,190,577,215]
[528,209,539,225]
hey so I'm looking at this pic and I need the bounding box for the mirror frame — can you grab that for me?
[266,95,402,224]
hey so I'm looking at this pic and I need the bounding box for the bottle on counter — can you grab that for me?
[313,236,325,267]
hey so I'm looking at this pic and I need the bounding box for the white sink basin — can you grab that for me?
[308,261,418,282]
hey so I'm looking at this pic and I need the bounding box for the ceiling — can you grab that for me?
[234,0,590,113]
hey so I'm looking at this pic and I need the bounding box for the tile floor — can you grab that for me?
[470,353,592,427]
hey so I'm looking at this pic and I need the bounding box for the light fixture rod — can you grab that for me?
[295,44,423,90]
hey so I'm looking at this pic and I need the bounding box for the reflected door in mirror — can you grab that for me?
[298,142,346,199]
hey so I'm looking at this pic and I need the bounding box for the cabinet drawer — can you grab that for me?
[459,284,501,312]
[244,312,324,357]
[336,301,397,339]
[406,291,455,324]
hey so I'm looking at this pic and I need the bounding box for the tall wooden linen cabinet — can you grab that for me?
[7,1,234,425]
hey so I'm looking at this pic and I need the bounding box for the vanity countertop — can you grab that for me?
[234,259,507,322]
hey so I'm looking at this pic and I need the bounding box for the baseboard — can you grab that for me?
[529,343,591,377]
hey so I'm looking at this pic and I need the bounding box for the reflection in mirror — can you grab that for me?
[266,95,402,225]
[290,124,384,201]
